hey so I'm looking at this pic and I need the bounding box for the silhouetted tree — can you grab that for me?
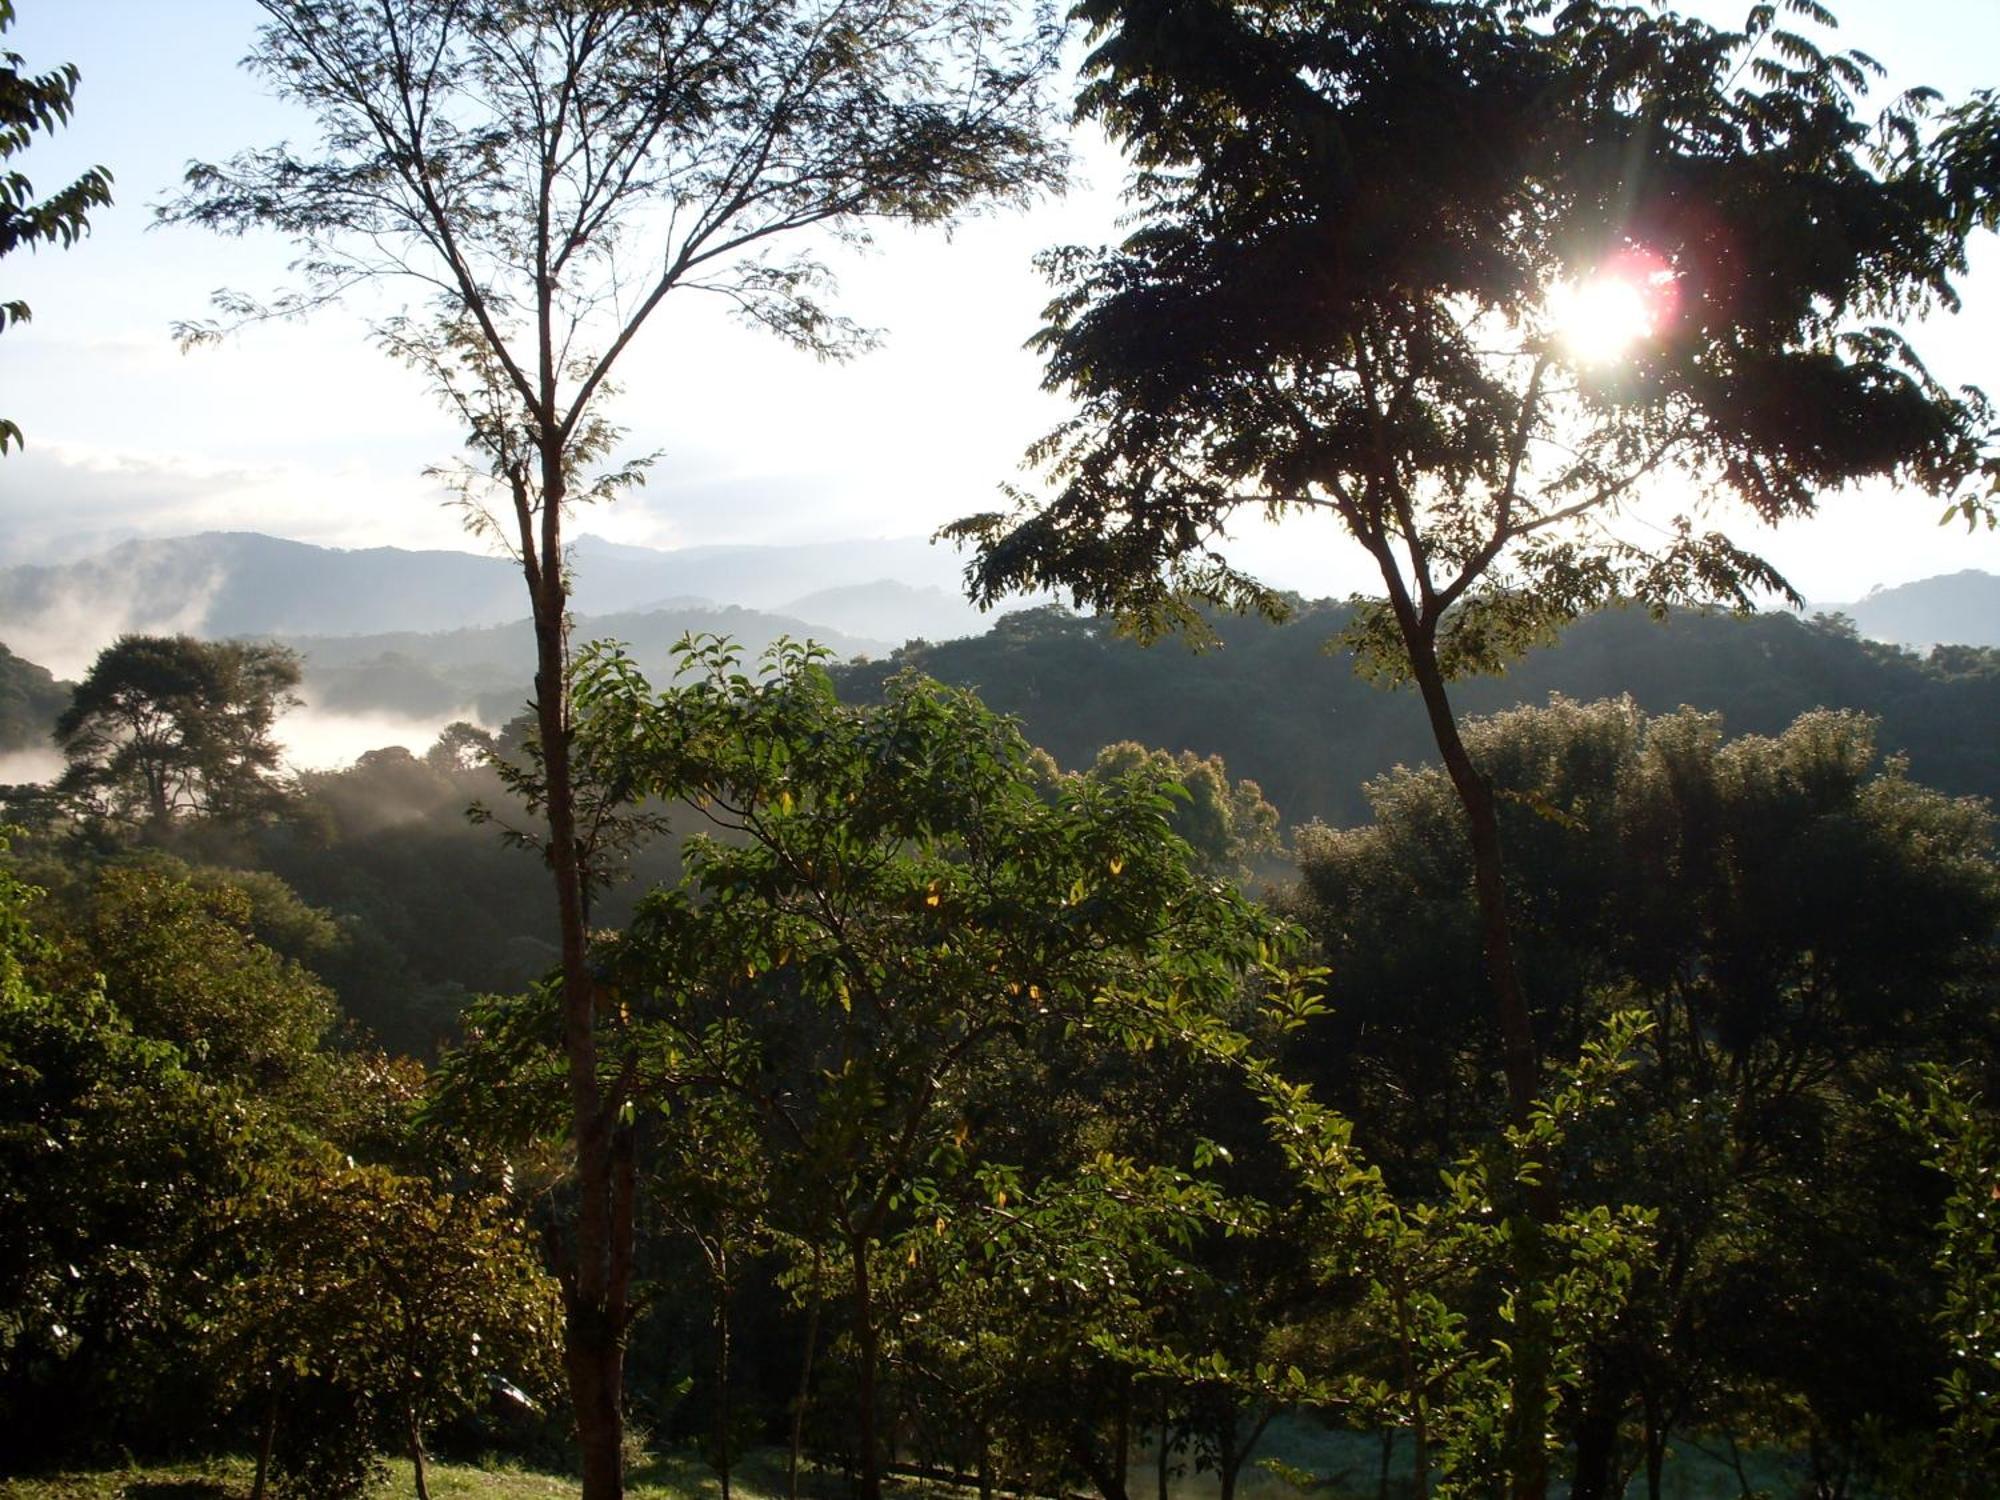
[1284,698,2000,1497]
[950,14,2000,1488]
[0,0,113,452]
[56,635,301,829]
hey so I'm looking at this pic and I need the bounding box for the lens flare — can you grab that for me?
[1550,249,1678,366]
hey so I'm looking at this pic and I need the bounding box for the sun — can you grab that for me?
[1549,248,1678,366]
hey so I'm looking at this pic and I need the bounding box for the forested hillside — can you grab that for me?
[0,643,69,753]
[835,603,2000,826]
[3,597,1995,831]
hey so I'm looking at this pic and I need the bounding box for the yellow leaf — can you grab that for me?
[778,789,794,814]
[924,880,941,908]
[906,1244,919,1266]
[1108,854,1125,875]
[995,1190,1008,1209]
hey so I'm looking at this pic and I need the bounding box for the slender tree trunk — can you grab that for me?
[1072,1422,1129,1500]
[1642,1393,1666,1500]
[1377,1429,1393,1500]
[1375,559,1553,1500]
[1224,1407,1275,1500]
[717,1235,733,1500]
[523,446,629,1500]
[409,1400,431,1500]
[1398,634,1539,1119]
[1114,1372,1132,1500]
[1156,1390,1173,1500]
[852,1234,884,1500]
[789,1240,824,1500]
[251,1380,278,1500]
[1569,1388,1622,1500]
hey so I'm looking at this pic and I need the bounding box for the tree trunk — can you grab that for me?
[1156,1390,1173,1500]
[1072,1421,1129,1500]
[524,447,629,1500]
[409,1400,431,1500]
[852,1235,884,1500]
[1114,1372,1132,1500]
[1223,1407,1275,1500]
[251,1381,278,1500]
[788,1241,823,1500]
[717,1235,733,1500]
[1377,1429,1393,1500]
[1568,1387,1622,1500]
[1642,1392,1666,1500]
[1398,633,1538,1121]
[1375,563,1552,1500]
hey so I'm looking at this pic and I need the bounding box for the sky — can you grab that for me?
[5,0,2000,606]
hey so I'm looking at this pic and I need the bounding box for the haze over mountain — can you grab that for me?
[2,527,1995,783]
[0,530,997,677]
[1819,569,2000,649]
[285,604,890,728]
[6,530,1992,677]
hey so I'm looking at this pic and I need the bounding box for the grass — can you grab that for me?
[3,1450,864,1500]
[0,1436,1867,1500]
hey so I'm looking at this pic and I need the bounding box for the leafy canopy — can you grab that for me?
[55,635,301,829]
[952,0,2000,667]
[163,0,1068,535]
[0,0,113,453]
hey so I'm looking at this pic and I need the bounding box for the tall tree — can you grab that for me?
[463,638,1301,1500]
[0,0,113,453]
[163,5,1065,1492]
[56,635,301,830]
[1284,698,2000,1496]
[946,3,2000,1491]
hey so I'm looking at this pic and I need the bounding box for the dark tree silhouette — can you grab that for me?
[56,635,301,829]
[948,4,2000,1492]
[0,0,113,452]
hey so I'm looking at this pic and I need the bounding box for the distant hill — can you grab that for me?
[834,604,2000,828]
[567,534,972,612]
[777,579,990,646]
[0,533,524,661]
[285,604,890,724]
[8,580,1996,819]
[1822,569,2000,649]
[0,531,991,673]
[0,642,70,754]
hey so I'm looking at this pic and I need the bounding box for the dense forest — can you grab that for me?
[5,599,1998,1500]
[7,1,2000,1500]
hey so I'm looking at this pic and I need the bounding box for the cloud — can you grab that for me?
[0,560,223,681]
[0,748,63,787]
[276,699,491,773]
[0,441,474,568]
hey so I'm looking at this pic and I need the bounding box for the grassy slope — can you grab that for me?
[0,1455,789,1500]
[0,1437,1835,1500]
